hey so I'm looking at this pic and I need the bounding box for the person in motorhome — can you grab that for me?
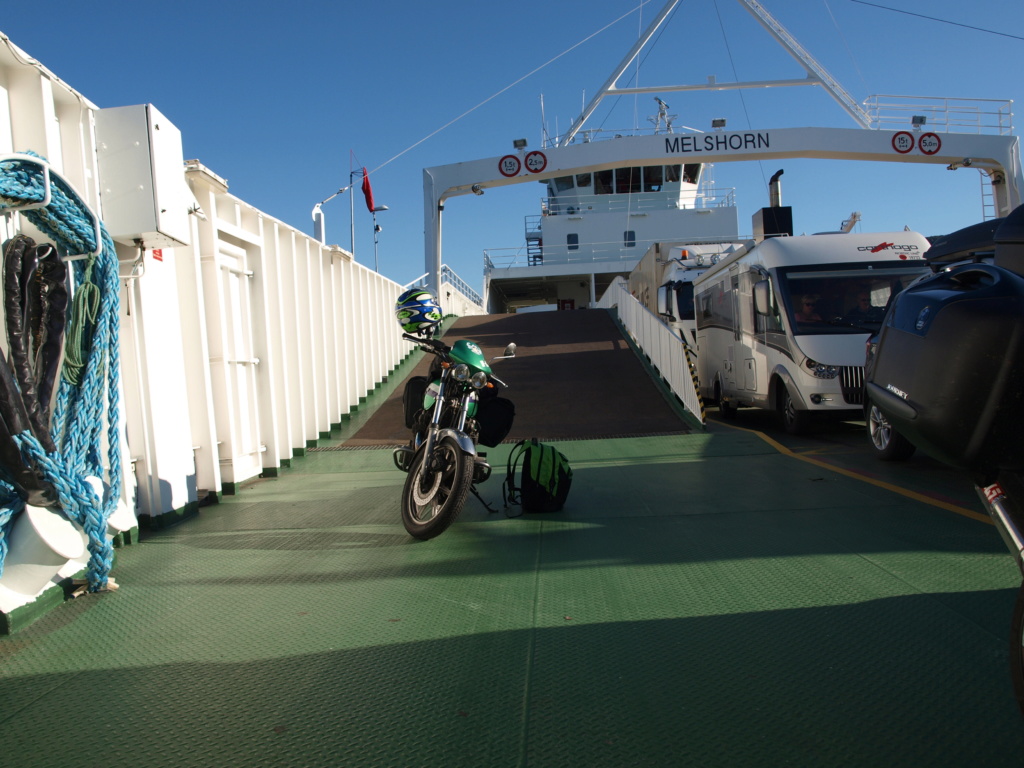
[844,290,884,322]
[794,294,822,322]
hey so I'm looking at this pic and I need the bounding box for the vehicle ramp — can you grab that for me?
[344,308,692,447]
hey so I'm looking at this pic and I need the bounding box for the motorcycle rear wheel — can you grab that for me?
[401,435,473,540]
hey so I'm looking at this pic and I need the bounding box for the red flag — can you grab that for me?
[361,167,375,213]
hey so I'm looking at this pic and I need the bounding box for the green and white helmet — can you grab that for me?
[395,288,442,334]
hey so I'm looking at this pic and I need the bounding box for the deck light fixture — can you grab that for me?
[911,115,927,130]
[368,205,385,272]
[711,118,727,130]
[513,138,528,150]
[472,184,485,196]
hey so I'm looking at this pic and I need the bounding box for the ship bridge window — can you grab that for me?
[576,173,592,188]
[683,163,701,184]
[616,167,642,194]
[665,165,682,183]
[643,166,663,192]
[595,170,613,194]
[554,176,574,193]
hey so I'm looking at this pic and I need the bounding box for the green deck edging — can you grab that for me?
[138,499,200,528]
[607,308,705,432]
[0,579,67,635]
[0,553,124,636]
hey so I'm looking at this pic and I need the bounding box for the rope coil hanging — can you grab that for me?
[0,151,122,592]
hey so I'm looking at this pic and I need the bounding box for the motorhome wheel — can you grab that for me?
[780,388,811,435]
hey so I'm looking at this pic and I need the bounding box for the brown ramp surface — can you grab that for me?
[344,309,691,447]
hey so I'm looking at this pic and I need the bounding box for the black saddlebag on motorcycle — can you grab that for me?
[402,376,428,429]
[474,396,515,447]
[865,262,1024,473]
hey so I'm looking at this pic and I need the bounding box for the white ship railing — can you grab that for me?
[864,95,1014,135]
[486,231,745,271]
[546,98,1015,140]
[536,187,737,217]
[596,278,703,425]
[543,125,710,148]
[403,264,485,315]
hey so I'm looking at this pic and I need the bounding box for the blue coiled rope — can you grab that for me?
[0,151,122,591]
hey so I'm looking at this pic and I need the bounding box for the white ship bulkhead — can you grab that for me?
[486,160,740,312]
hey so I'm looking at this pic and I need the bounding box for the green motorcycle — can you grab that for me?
[393,332,516,539]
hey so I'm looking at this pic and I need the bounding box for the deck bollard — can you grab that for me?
[0,504,87,608]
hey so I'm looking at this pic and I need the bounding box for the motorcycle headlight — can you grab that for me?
[452,364,471,382]
[470,371,488,389]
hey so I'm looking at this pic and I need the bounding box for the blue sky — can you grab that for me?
[2,1,1021,290]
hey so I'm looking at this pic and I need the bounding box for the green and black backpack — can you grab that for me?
[503,439,573,513]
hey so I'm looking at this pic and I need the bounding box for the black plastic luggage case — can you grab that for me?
[865,262,1024,472]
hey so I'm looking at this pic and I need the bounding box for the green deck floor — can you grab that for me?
[2,429,1023,766]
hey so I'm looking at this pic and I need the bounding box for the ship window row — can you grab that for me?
[564,231,637,251]
[549,164,699,197]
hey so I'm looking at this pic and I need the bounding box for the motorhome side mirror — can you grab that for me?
[753,280,772,315]
[657,284,677,322]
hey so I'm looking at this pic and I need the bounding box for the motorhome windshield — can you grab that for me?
[776,263,929,335]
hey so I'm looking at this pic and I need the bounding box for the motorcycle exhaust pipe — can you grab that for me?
[978,481,1024,577]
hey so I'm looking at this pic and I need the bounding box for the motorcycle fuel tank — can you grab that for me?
[448,340,490,374]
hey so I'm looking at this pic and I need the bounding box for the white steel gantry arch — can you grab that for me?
[420,0,1023,293]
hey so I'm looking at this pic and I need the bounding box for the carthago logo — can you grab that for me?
[857,242,922,257]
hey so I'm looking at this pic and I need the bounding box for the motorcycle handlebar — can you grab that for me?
[402,333,450,353]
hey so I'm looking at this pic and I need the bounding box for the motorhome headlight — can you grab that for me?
[805,359,839,379]
[452,364,471,382]
[470,371,488,389]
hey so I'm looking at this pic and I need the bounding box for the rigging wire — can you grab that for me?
[367,0,661,176]
[824,0,869,97]
[591,0,682,134]
[850,0,1024,42]
[712,0,768,192]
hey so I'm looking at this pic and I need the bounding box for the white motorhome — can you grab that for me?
[692,231,931,433]
[629,241,744,346]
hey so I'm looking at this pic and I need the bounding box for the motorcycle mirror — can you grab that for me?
[491,342,517,362]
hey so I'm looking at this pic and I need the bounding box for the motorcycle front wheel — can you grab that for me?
[401,435,473,540]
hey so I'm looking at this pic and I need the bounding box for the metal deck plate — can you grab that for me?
[2,433,1023,766]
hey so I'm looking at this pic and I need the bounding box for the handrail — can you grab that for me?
[441,264,482,306]
[596,278,704,425]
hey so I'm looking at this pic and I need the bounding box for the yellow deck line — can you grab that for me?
[714,420,991,525]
